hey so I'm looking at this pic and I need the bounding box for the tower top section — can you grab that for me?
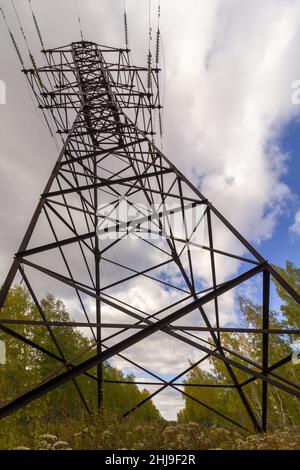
[23,40,162,140]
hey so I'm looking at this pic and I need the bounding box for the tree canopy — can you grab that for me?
[0,285,162,424]
[178,262,300,430]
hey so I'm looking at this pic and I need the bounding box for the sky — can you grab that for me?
[1,0,300,420]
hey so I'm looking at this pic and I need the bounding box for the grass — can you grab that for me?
[1,411,300,450]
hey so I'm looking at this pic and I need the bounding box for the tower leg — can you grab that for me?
[262,269,270,432]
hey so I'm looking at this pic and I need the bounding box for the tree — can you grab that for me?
[179,264,300,429]
[0,285,162,423]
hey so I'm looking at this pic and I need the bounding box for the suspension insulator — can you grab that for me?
[124,12,129,48]
[28,0,45,48]
[30,53,43,89]
[159,110,163,139]
[147,51,152,90]
[32,13,44,49]
[155,28,160,65]
[10,32,25,68]
[0,7,25,68]
[149,26,153,42]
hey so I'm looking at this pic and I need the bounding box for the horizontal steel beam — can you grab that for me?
[44,169,173,198]
[0,318,299,335]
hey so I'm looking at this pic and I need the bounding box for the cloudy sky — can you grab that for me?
[1,0,300,420]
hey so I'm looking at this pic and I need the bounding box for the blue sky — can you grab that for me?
[259,116,300,268]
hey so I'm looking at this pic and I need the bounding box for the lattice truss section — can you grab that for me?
[0,41,299,432]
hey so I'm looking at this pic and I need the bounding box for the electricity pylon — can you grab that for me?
[0,40,299,432]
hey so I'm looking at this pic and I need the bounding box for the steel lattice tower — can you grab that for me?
[0,40,299,432]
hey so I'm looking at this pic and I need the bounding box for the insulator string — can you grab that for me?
[75,0,84,41]
[147,0,152,91]
[8,2,58,141]
[147,50,152,91]
[155,0,161,66]
[0,5,25,68]
[28,0,44,49]
[27,0,65,143]
[157,0,164,148]
[155,29,160,66]
[29,52,44,89]
[148,0,153,46]
[10,0,45,90]
[123,1,129,49]
[11,0,30,49]
[10,0,45,91]
[0,4,57,143]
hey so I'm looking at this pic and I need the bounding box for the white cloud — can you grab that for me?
[163,0,299,248]
[289,209,300,236]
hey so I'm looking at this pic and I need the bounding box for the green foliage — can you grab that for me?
[178,263,300,429]
[273,261,300,330]
[0,285,162,449]
[5,418,300,450]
